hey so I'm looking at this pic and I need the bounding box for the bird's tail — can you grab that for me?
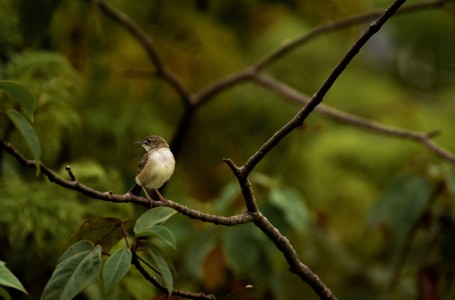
[128,183,142,196]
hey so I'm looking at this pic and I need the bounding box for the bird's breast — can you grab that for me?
[135,148,175,189]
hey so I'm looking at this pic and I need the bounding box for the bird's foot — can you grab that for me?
[154,189,169,204]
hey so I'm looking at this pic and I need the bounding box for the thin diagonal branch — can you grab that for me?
[253,73,455,164]
[222,1,407,298]
[132,253,216,300]
[254,213,335,299]
[241,0,407,175]
[90,0,192,104]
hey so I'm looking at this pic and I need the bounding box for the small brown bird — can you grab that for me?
[131,135,175,203]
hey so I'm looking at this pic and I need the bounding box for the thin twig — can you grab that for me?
[253,73,455,164]
[65,165,76,181]
[132,252,216,300]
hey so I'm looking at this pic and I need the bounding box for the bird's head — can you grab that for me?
[135,135,169,151]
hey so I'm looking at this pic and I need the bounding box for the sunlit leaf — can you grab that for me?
[135,225,176,249]
[269,187,309,233]
[143,243,173,296]
[102,248,132,292]
[74,217,132,253]
[41,241,102,300]
[134,207,177,235]
[0,261,28,294]
[6,109,41,162]
[0,80,35,121]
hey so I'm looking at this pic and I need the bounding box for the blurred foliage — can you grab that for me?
[1,0,455,299]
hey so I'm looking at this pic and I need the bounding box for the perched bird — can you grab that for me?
[130,135,175,203]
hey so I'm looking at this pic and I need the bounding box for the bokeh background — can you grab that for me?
[1,0,455,299]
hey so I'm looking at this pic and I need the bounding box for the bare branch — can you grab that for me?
[254,213,336,300]
[253,0,446,70]
[220,2,407,298]
[193,68,256,106]
[253,73,455,164]
[192,0,446,107]
[242,0,407,175]
[89,0,191,104]
[223,158,259,213]
[0,139,255,226]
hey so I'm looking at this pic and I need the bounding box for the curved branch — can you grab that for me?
[253,0,446,70]
[192,68,257,107]
[90,0,191,104]
[253,73,455,164]
[0,139,255,226]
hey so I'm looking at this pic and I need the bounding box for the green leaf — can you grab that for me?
[135,225,176,249]
[0,261,27,294]
[0,80,36,121]
[41,241,102,300]
[222,224,261,275]
[6,109,41,162]
[102,248,132,292]
[143,244,173,296]
[134,207,177,235]
[369,174,432,239]
[0,286,12,300]
[269,187,309,233]
[182,228,217,279]
[74,217,132,253]
[212,181,240,214]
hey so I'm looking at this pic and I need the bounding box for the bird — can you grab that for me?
[129,135,175,203]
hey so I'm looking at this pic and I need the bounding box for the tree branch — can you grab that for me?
[220,1,407,299]
[253,0,446,71]
[254,213,335,300]
[253,73,455,164]
[191,0,446,107]
[241,0,407,175]
[132,253,216,300]
[0,139,255,226]
[90,0,191,104]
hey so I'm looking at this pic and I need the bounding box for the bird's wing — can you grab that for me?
[136,152,149,175]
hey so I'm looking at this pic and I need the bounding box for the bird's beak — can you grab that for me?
[135,140,144,145]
